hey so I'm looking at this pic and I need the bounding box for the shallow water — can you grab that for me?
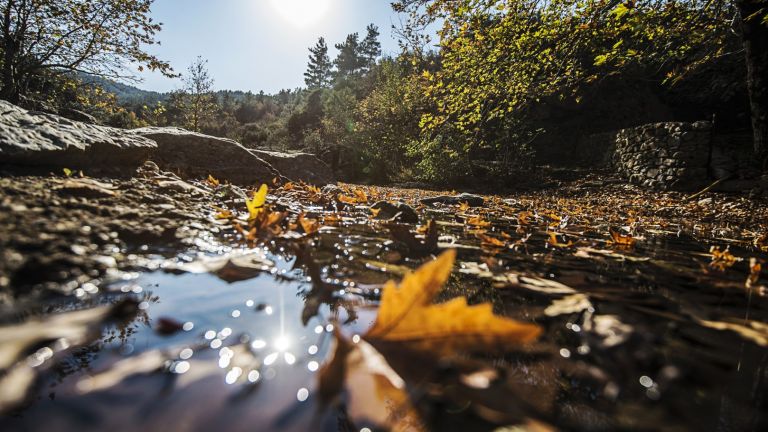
[1,203,767,431]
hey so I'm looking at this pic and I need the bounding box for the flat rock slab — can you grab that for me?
[132,127,281,186]
[1,101,335,186]
[250,149,334,185]
[0,100,155,172]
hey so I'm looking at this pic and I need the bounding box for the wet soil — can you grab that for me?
[1,168,768,431]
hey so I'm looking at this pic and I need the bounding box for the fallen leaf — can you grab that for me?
[297,213,321,235]
[246,184,268,220]
[207,174,220,187]
[466,215,491,228]
[709,246,741,271]
[546,232,574,249]
[318,333,421,431]
[388,220,438,257]
[608,227,636,247]
[365,250,541,355]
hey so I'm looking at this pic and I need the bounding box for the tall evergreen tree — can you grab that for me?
[334,33,362,79]
[360,24,382,71]
[304,37,332,88]
[180,56,216,132]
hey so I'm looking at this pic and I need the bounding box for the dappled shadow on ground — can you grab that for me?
[1,177,768,431]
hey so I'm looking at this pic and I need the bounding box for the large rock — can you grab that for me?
[131,127,281,185]
[0,100,334,185]
[250,149,333,185]
[0,100,155,172]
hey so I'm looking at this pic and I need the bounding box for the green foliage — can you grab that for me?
[304,37,332,88]
[390,0,747,181]
[0,0,174,103]
[356,59,427,182]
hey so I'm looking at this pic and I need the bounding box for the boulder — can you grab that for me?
[0,100,155,173]
[131,127,281,185]
[250,149,334,185]
[0,101,334,186]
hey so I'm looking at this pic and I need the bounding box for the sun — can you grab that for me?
[269,0,331,28]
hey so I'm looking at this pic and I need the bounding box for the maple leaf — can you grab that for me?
[245,184,268,221]
[458,201,471,212]
[518,211,533,226]
[365,250,541,355]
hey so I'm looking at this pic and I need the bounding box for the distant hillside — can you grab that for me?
[78,75,274,107]
[78,74,168,106]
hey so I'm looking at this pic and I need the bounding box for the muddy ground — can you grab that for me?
[2,164,767,306]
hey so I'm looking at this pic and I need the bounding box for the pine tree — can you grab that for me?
[304,37,332,88]
[181,56,216,132]
[360,24,382,71]
[334,33,362,79]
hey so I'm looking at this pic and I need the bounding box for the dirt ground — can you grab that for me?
[2,164,767,304]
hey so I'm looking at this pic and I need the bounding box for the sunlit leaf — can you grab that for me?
[365,250,541,355]
[245,184,268,221]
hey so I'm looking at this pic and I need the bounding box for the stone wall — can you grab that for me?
[611,121,712,190]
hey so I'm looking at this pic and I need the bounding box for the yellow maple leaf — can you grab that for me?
[245,184,268,220]
[365,250,541,355]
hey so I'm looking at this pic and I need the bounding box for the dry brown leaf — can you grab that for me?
[297,213,321,235]
[608,228,636,247]
[547,232,574,249]
[467,215,491,228]
[365,250,541,355]
[318,333,423,431]
[709,246,741,271]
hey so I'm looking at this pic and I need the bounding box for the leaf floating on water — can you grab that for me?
[164,252,274,283]
[365,250,541,355]
[338,188,368,205]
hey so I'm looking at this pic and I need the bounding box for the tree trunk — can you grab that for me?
[738,0,768,170]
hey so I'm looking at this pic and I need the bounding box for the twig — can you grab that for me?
[686,175,732,201]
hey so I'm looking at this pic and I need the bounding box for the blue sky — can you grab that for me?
[138,0,403,93]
